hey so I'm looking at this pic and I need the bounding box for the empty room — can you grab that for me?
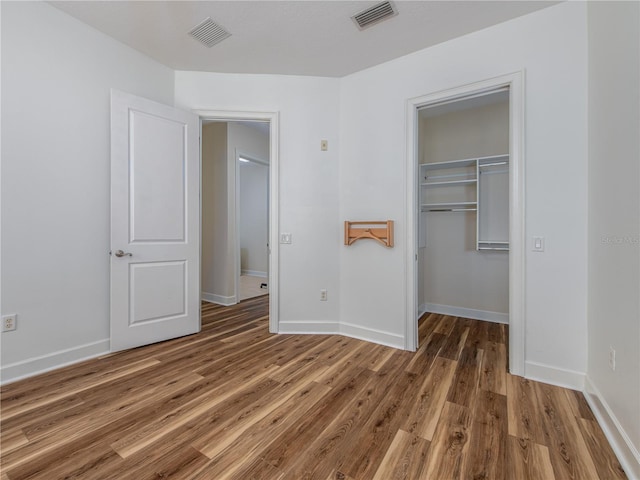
[1,1,638,479]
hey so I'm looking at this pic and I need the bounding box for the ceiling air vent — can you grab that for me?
[352,1,398,30]
[188,17,231,48]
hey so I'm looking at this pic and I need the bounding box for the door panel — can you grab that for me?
[129,261,186,325]
[111,90,199,352]
[130,110,186,243]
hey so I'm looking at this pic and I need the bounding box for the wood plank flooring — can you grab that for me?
[1,296,626,479]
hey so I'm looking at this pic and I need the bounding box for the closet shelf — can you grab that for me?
[478,241,509,251]
[421,178,477,187]
[479,161,508,168]
[418,153,509,249]
[478,154,509,165]
[420,158,476,170]
[420,154,508,172]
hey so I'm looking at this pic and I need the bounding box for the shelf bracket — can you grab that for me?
[344,220,394,248]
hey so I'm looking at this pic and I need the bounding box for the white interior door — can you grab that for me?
[110,90,200,352]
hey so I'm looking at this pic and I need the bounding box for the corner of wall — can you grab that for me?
[524,361,585,391]
[584,376,640,480]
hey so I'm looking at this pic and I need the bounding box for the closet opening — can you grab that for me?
[406,73,525,376]
[418,89,510,327]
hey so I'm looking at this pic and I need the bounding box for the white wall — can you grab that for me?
[586,2,640,477]
[339,2,589,378]
[240,161,269,276]
[201,123,231,302]
[175,73,341,329]
[0,1,175,382]
[419,101,509,318]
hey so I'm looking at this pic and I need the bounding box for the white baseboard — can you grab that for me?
[584,376,640,480]
[277,321,404,350]
[277,321,339,334]
[339,322,405,349]
[1,339,110,385]
[524,360,585,391]
[201,292,237,306]
[241,270,267,278]
[422,303,509,324]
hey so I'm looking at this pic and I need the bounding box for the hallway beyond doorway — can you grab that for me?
[239,274,268,301]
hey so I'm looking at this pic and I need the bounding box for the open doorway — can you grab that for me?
[201,116,277,316]
[417,89,510,324]
[108,95,280,353]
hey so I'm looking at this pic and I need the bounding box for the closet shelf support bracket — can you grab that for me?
[344,220,394,248]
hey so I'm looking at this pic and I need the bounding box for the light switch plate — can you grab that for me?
[280,233,292,244]
[533,236,544,252]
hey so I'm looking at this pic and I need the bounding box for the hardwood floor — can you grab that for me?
[1,296,626,479]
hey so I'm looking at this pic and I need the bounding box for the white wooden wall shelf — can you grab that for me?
[344,220,394,248]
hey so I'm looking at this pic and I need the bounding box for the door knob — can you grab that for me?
[114,249,133,257]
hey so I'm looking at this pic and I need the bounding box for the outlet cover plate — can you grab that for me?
[2,314,17,332]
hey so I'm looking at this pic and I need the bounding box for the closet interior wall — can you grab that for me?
[418,96,509,321]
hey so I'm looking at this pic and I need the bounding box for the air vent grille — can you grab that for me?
[352,1,398,30]
[188,17,231,48]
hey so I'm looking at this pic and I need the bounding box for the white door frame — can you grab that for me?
[195,110,280,334]
[405,72,525,376]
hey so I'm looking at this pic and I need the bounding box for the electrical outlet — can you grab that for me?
[609,346,616,371]
[2,314,17,332]
[320,289,327,301]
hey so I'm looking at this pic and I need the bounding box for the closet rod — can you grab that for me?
[425,172,473,179]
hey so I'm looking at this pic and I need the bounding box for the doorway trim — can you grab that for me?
[195,109,280,334]
[405,72,525,376]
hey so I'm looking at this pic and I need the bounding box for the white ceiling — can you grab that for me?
[50,1,557,78]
